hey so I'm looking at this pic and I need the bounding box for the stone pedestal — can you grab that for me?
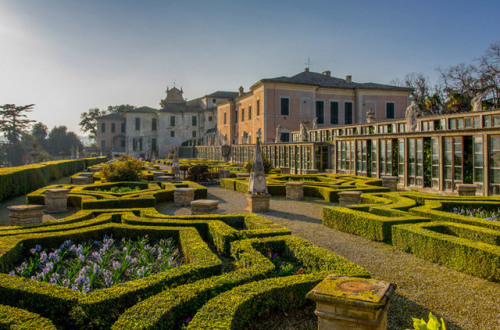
[304,169,319,175]
[144,166,156,171]
[191,199,219,215]
[280,167,291,174]
[246,194,271,212]
[325,169,335,174]
[381,176,398,192]
[153,171,166,181]
[457,184,478,196]
[8,205,44,226]
[306,275,396,330]
[237,173,251,178]
[157,175,174,182]
[173,188,197,206]
[71,176,92,185]
[44,188,71,213]
[338,191,363,207]
[219,169,231,179]
[286,182,304,200]
[90,166,103,173]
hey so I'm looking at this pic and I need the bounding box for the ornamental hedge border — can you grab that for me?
[0,157,106,202]
[0,304,56,329]
[392,221,500,281]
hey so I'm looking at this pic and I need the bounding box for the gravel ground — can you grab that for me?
[157,186,500,330]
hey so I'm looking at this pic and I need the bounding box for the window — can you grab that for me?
[281,132,290,142]
[121,123,125,133]
[111,123,115,133]
[192,116,197,126]
[235,109,238,123]
[212,99,216,103]
[241,108,245,122]
[101,123,106,133]
[386,102,395,119]
[120,139,125,148]
[132,139,137,151]
[152,138,157,152]
[170,131,175,137]
[208,116,212,121]
[345,102,353,124]
[101,139,105,149]
[330,101,339,124]
[256,99,260,116]
[135,118,140,131]
[152,118,157,131]
[316,101,324,124]
[280,98,289,116]
[170,116,175,126]
[139,138,143,151]
[224,112,226,124]
[192,131,196,137]
[248,105,252,120]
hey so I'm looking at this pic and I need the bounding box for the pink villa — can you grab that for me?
[217,68,412,144]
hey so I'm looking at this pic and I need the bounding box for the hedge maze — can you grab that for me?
[0,172,370,328]
[323,190,500,282]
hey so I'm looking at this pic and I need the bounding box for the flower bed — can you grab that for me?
[450,207,499,221]
[8,235,181,293]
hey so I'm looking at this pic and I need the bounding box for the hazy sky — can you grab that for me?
[1,0,499,135]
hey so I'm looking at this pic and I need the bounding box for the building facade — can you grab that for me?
[96,87,237,158]
[217,69,412,144]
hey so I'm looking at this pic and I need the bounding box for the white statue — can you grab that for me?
[275,125,282,143]
[299,121,308,142]
[405,100,421,132]
[241,132,248,144]
[471,92,485,112]
[366,107,375,123]
[312,117,318,130]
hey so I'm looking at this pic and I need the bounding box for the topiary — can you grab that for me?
[101,156,144,182]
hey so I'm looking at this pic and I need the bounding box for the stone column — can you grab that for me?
[381,176,398,192]
[457,184,478,196]
[172,188,196,206]
[8,205,44,226]
[286,182,304,200]
[44,188,71,213]
[307,275,396,330]
[219,169,231,179]
[338,191,363,207]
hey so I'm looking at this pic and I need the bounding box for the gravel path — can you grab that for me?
[157,186,500,330]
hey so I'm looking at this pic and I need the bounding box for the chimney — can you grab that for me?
[304,68,309,72]
[322,71,331,77]
[346,75,352,83]
[238,86,244,96]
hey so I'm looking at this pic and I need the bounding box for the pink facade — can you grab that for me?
[217,70,412,144]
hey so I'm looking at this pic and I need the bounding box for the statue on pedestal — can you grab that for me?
[248,129,268,195]
[299,121,308,142]
[405,100,421,132]
[275,125,282,143]
[471,92,485,112]
[312,117,318,130]
[242,132,248,145]
[366,107,375,123]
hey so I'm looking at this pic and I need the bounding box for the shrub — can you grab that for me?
[408,312,447,330]
[244,157,273,174]
[102,157,143,182]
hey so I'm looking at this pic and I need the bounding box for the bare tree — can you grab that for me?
[477,41,500,108]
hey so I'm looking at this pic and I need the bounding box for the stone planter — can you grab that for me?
[8,205,44,226]
[457,184,478,196]
[71,176,92,185]
[44,188,71,213]
[279,167,291,174]
[286,182,304,200]
[381,176,398,192]
[219,169,231,179]
[237,173,250,178]
[307,275,396,330]
[144,166,156,171]
[90,166,103,173]
[246,194,271,212]
[153,171,166,181]
[338,191,363,207]
[172,188,197,206]
[303,169,319,175]
[157,176,174,182]
[191,199,219,215]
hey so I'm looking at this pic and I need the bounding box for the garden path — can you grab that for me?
[157,186,500,330]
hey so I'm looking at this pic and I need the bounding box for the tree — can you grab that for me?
[79,108,106,141]
[46,126,83,156]
[391,73,442,115]
[107,104,135,113]
[31,122,48,142]
[0,104,35,165]
[438,63,479,113]
[477,41,500,109]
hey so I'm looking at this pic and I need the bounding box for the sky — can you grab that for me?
[1,0,499,136]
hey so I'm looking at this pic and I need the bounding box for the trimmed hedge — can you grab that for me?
[0,304,56,329]
[392,221,500,281]
[0,157,106,202]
